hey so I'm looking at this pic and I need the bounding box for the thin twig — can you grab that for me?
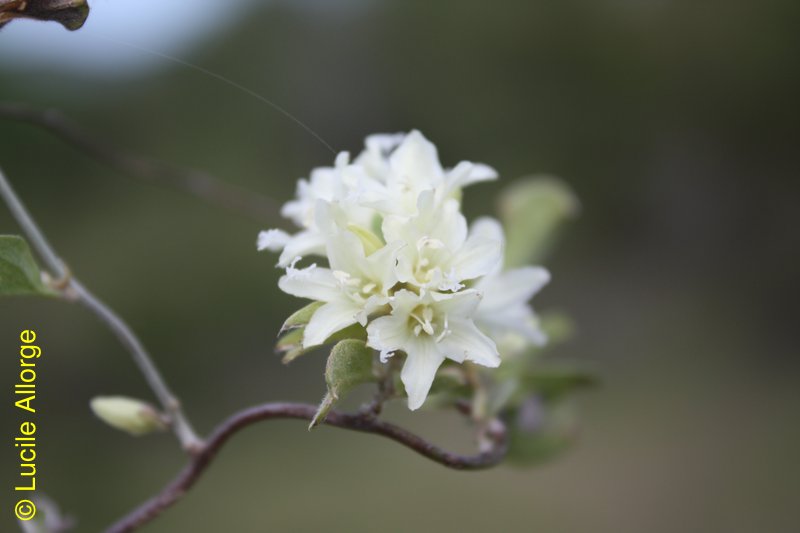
[70,279,202,451]
[105,402,508,533]
[0,167,202,451]
[0,164,66,278]
[0,102,285,225]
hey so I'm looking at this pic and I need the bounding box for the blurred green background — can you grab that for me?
[2,1,799,531]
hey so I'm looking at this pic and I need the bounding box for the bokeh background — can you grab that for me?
[1,1,798,531]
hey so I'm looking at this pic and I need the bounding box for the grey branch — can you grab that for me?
[0,102,285,226]
[105,402,508,533]
[0,167,202,451]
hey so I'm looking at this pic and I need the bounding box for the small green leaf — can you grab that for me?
[522,369,595,401]
[310,339,375,428]
[0,235,56,297]
[498,176,579,267]
[506,396,579,467]
[280,301,324,332]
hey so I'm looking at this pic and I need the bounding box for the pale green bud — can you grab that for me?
[89,396,167,436]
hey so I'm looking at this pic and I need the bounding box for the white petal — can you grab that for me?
[391,289,426,315]
[303,300,361,348]
[437,317,500,367]
[367,314,412,362]
[469,216,505,245]
[325,228,368,276]
[419,192,467,248]
[445,161,498,191]
[277,230,327,267]
[400,337,446,410]
[431,289,482,318]
[364,133,405,155]
[257,229,290,252]
[389,130,444,187]
[382,192,467,250]
[466,163,498,183]
[334,151,350,168]
[447,223,503,282]
[364,240,404,292]
[484,306,548,346]
[436,201,469,251]
[477,267,550,311]
[278,264,340,302]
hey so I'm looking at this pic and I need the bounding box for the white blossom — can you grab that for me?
[367,289,499,410]
[382,190,503,292]
[278,203,402,348]
[470,217,551,349]
[259,130,550,410]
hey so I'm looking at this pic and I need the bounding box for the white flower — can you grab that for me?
[358,130,498,216]
[258,130,497,267]
[261,130,553,411]
[278,205,402,348]
[367,289,500,410]
[382,190,503,291]
[470,218,550,349]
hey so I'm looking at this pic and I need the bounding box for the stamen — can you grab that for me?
[435,314,451,343]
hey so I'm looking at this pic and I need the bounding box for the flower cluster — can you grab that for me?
[259,131,550,410]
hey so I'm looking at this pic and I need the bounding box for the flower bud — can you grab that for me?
[90,396,167,436]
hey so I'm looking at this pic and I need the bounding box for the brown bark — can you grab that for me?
[0,0,89,31]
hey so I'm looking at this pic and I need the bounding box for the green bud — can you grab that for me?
[498,175,579,267]
[309,339,375,428]
[89,396,167,436]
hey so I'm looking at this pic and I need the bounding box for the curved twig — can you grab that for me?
[105,402,508,533]
[0,102,285,225]
[0,167,201,451]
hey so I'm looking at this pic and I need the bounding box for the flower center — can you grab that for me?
[408,305,450,342]
[333,270,380,304]
[412,237,446,284]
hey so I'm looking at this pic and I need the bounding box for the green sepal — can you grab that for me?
[280,301,324,333]
[309,339,376,428]
[278,323,367,364]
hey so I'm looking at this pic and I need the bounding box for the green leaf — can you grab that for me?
[506,396,579,467]
[280,301,324,332]
[522,369,595,401]
[0,235,56,297]
[498,176,579,267]
[309,339,375,428]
